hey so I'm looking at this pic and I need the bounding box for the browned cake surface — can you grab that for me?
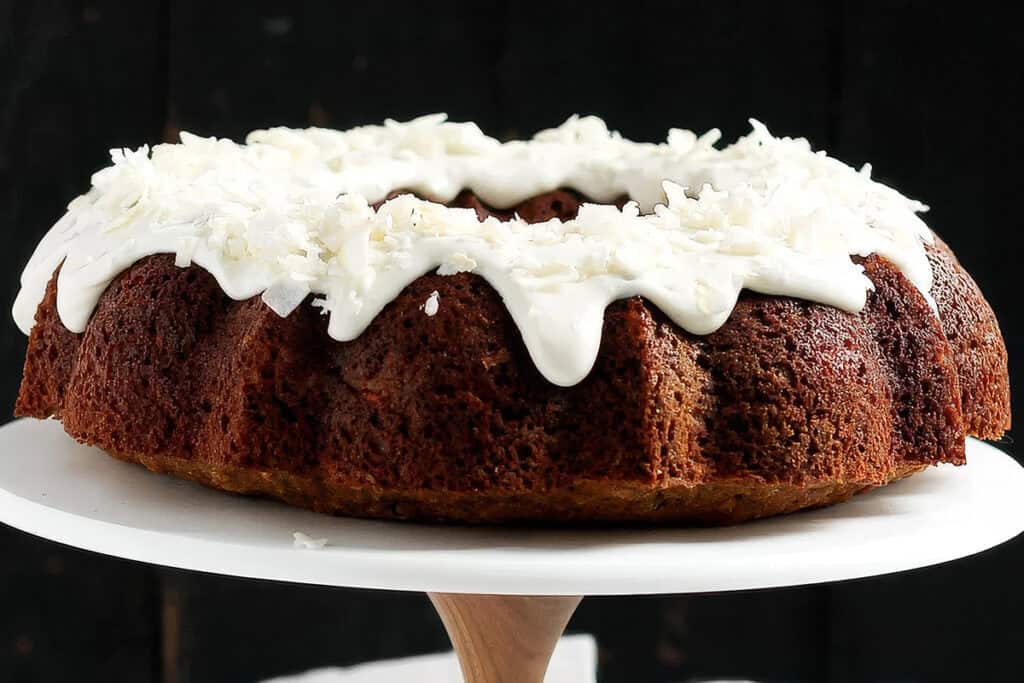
[15,191,1011,524]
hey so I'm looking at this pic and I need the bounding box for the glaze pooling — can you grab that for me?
[13,114,933,386]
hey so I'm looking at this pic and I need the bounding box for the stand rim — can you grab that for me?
[2,418,1023,596]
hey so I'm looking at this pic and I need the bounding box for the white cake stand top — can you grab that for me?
[2,418,1022,596]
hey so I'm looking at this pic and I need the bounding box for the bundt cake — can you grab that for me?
[11,115,1010,524]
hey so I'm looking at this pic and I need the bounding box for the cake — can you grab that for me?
[12,115,1010,524]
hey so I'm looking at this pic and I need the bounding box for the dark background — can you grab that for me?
[1,1,1021,681]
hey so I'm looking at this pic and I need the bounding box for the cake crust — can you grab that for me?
[14,191,1010,524]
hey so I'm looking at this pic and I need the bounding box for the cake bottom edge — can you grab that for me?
[95,446,926,526]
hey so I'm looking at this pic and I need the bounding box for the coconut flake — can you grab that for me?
[262,279,310,317]
[292,531,327,549]
[437,252,477,276]
[174,236,199,267]
[422,290,440,316]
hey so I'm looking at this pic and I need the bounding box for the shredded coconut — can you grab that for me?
[422,290,440,316]
[13,114,935,387]
[437,252,478,276]
[262,279,311,317]
[292,531,327,549]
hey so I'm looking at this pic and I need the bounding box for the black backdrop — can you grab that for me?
[1,2,1021,681]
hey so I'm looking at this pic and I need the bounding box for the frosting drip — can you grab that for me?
[12,114,934,386]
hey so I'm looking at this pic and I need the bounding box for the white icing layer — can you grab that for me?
[12,114,934,386]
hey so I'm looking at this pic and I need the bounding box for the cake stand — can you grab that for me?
[2,419,1024,682]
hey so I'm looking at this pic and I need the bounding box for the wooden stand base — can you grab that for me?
[429,593,583,683]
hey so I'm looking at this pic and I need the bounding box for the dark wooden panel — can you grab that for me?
[0,1,166,681]
[0,527,160,682]
[0,0,167,412]
[499,1,834,145]
[160,571,448,683]
[576,589,829,682]
[832,0,1021,424]
[828,4,1023,681]
[166,0,504,141]
[828,538,1024,682]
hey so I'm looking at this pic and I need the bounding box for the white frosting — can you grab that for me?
[12,114,934,386]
